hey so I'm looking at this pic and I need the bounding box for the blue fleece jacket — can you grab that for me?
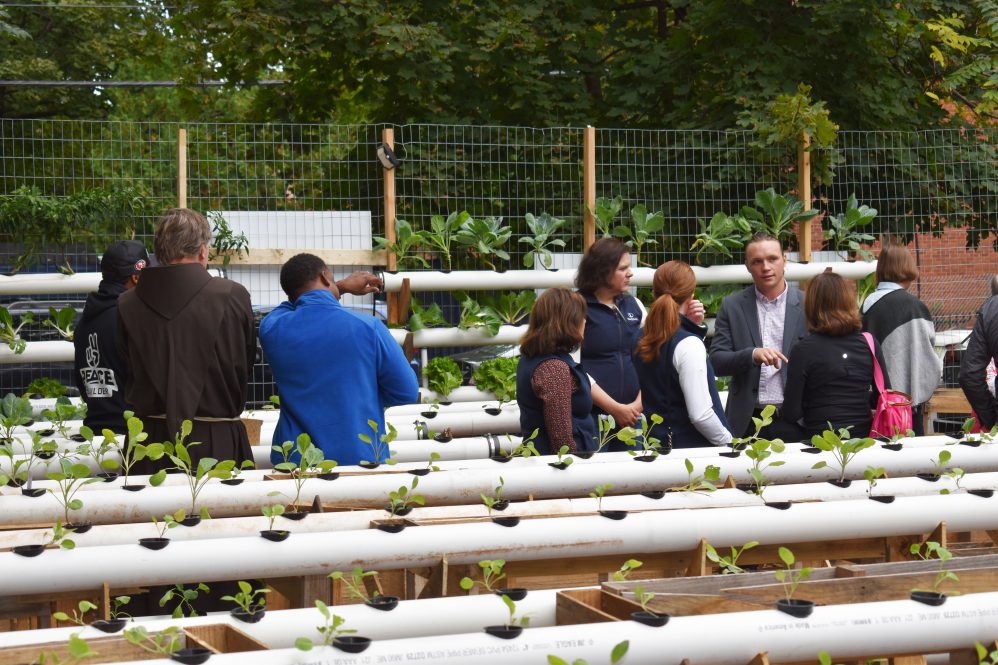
[259,289,419,466]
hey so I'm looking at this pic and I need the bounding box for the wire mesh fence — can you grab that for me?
[1,119,995,401]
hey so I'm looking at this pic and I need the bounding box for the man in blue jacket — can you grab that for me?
[259,253,418,466]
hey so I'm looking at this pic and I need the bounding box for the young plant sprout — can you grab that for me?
[423,451,442,473]
[271,433,337,513]
[590,483,615,512]
[774,546,813,601]
[261,503,286,530]
[221,580,270,614]
[499,593,531,628]
[631,584,655,612]
[52,600,98,627]
[910,541,960,594]
[123,625,182,656]
[159,582,210,618]
[732,403,776,452]
[329,567,380,603]
[864,466,886,495]
[0,307,33,354]
[73,425,119,476]
[941,464,966,493]
[34,634,96,665]
[481,476,507,515]
[611,559,643,582]
[459,559,507,594]
[40,397,86,438]
[594,414,626,451]
[162,420,236,518]
[43,306,77,341]
[931,449,953,477]
[46,457,101,525]
[45,521,76,551]
[887,427,915,445]
[809,426,875,482]
[295,600,356,650]
[670,458,721,493]
[976,642,998,665]
[357,419,398,465]
[704,540,759,574]
[114,414,167,487]
[387,477,424,516]
[547,640,630,665]
[552,445,574,468]
[0,392,32,442]
[618,414,665,457]
[151,510,184,539]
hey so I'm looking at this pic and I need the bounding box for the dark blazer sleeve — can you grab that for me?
[711,295,755,377]
[960,298,998,429]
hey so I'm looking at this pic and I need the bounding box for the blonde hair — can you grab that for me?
[154,208,212,264]
[636,261,696,362]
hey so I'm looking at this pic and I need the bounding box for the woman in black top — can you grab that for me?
[782,271,890,438]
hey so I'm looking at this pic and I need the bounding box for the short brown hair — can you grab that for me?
[745,231,782,257]
[875,243,918,283]
[154,208,212,264]
[805,270,861,336]
[575,238,629,295]
[520,288,587,358]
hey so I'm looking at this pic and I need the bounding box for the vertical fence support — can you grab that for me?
[583,126,596,251]
[177,128,187,209]
[383,127,400,324]
[797,131,812,262]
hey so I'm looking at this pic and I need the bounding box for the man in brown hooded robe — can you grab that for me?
[117,208,254,467]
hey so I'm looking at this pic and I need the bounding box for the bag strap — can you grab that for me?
[861,332,886,394]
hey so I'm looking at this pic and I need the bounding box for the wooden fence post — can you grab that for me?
[177,128,187,209]
[797,131,812,262]
[583,126,596,251]
[383,128,400,324]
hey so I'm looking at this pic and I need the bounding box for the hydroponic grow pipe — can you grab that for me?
[388,325,526,347]
[0,590,560,651]
[0,272,100,296]
[2,491,997,596]
[0,340,73,364]
[381,261,877,292]
[108,591,998,665]
[0,441,991,525]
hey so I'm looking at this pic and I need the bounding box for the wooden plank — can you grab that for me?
[582,126,596,251]
[645,593,767,616]
[177,128,187,208]
[748,652,771,665]
[889,656,926,665]
[0,634,154,663]
[556,588,619,625]
[184,624,268,654]
[797,131,811,262]
[686,539,709,577]
[383,127,397,272]
[208,248,387,267]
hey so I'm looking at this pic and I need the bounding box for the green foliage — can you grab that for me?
[52,600,98,627]
[454,215,511,270]
[589,483,614,512]
[424,357,463,400]
[733,404,785,498]
[611,203,665,267]
[690,212,753,265]
[499,593,530,628]
[590,197,624,239]
[864,465,886,495]
[553,445,574,467]
[548,640,629,665]
[408,300,447,331]
[123,625,181,656]
[0,392,32,441]
[809,427,876,482]
[114,414,165,485]
[261,503,285,530]
[611,558,643,582]
[0,307,33,354]
[294,600,355,651]
[23,377,68,399]
[46,457,101,525]
[160,582,210,619]
[43,307,77,341]
[74,425,119,474]
[221,580,270,614]
[374,218,430,270]
[618,413,665,456]
[387,476,424,516]
[631,584,655,613]
[520,212,567,268]
[478,290,536,326]
[356,419,398,466]
[41,397,86,438]
[35,634,97,665]
[151,509,184,539]
[672,458,721,493]
[705,540,760,574]
[481,475,506,515]
[163,420,236,516]
[271,432,338,511]
[45,520,76,551]
[329,567,379,603]
[738,188,819,251]
[472,357,519,404]
[422,211,469,271]
[457,292,504,336]
[774,546,813,601]
[976,641,998,665]
[823,194,877,259]
[207,211,249,270]
[910,541,959,593]
[459,559,507,593]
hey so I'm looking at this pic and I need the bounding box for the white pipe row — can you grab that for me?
[111,591,998,665]
[2,492,996,596]
[381,261,877,292]
[0,272,100,295]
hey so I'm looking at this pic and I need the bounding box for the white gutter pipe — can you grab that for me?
[389,400,503,416]
[388,407,520,439]
[111,591,998,665]
[0,340,73,364]
[2,492,997,596]
[416,386,497,403]
[382,262,877,292]
[0,272,100,295]
[1,442,991,525]
[388,325,525,347]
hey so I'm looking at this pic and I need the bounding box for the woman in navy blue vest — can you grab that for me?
[634,261,732,449]
[516,288,596,453]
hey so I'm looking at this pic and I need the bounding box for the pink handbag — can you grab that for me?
[862,332,913,438]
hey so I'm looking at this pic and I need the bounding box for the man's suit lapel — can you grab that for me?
[741,287,763,348]
[782,286,804,353]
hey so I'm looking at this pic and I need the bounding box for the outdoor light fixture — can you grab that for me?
[377,142,400,170]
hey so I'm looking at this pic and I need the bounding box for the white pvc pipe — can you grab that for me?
[382,262,877,292]
[0,272,100,295]
[389,400,502,416]
[389,407,520,439]
[108,591,998,665]
[0,340,74,364]
[417,386,496,403]
[388,325,525,347]
[2,492,996,596]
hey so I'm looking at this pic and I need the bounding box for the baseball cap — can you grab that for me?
[101,240,154,283]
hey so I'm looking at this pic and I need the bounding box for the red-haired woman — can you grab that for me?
[633,261,732,448]
[516,288,596,453]
[783,270,890,437]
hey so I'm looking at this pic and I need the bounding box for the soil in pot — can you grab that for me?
[869,495,896,504]
[376,523,406,534]
[281,511,309,521]
[827,479,852,488]
[969,489,995,498]
[121,484,145,492]
[366,595,399,611]
[333,636,372,653]
[12,544,45,557]
[631,611,669,627]
[641,490,666,500]
[91,618,128,633]
[138,537,170,550]
[599,510,628,520]
[911,591,946,606]
[484,407,502,416]
[718,451,741,458]
[179,516,202,527]
[548,461,571,470]
[260,529,290,542]
[764,501,792,510]
[484,625,523,639]
[776,598,815,618]
[231,605,266,623]
[408,468,430,476]
[220,478,244,486]
[170,647,212,664]
[95,472,118,483]
[495,588,528,601]
[21,487,45,498]
[492,516,520,528]
[916,473,941,482]
[64,522,93,534]
[359,461,381,469]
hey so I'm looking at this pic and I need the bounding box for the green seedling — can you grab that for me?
[547,640,630,665]
[408,300,447,331]
[159,582,210,618]
[163,420,237,518]
[931,449,953,477]
[520,212,567,269]
[460,559,507,594]
[454,214,511,271]
[941,464,966,494]
[611,203,665,267]
[887,427,915,445]
[261,503,285,530]
[975,641,998,665]
[46,457,101,525]
[810,426,876,482]
[589,196,624,239]
[732,403,775,452]
[671,458,721,493]
[457,291,503,336]
[222,580,269,614]
[387,477,424,516]
[43,306,77,341]
[357,419,398,465]
[52,600,98,627]
[295,600,356,650]
[373,218,430,269]
[74,425,120,475]
[123,625,181,656]
[595,414,626,451]
[151,509,184,539]
[44,521,76,551]
[774,546,813,601]
[329,567,380,603]
[611,559,643,582]
[41,397,86,438]
[422,210,469,271]
[553,445,574,468]
[271,432,337,512]
[705,540,759,574]
[631,584,655,612]
[481,476,506,516]
[864,466,886,495]
[114,414,167,487]
[618,413,665,457]
[423,451,442,473]
[0,392,32,442]
[0,307,33,354]
[500,594,531,628]
[35,634,96,665]
[590,483,614,512]
[910,541,960,594]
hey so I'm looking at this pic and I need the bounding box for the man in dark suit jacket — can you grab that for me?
[711,233,807,440]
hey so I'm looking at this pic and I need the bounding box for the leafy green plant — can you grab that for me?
[408,300,447,331]
[151,510,183,539]
[520,212,567,268]
[618,413,665,457]
[41,397,86,438]
[864,466,886,495]
[374,218,430,270]
[387,476,424,516]
[222,580,269,614]
[261,503,285,530]
[457,292,503,336]
[931,449,953,477]
[123,625,181,656]
[910,541,959,594]
[774,547,813,601]
[73,425,119,476]
[34,634,97,665]
[43,306,77,341]
[611,558,643,582]
[705,540,759,574]
[52,600,98,627]
[478,290,536,326]
[690,212,753,265]
[823,194,877,260]
[45,521,77,551]
[0,306,33,354]
[472,356,518,405]
[114,414,166,486]
[454,215,511,270]
[630,584,655,612]
[329,567,380,603]
[422,451,442,473]
[23,377,68,399]
[941,463,967,493]
[499,593,531,628]
[481,476,506,515]
[611,203,665,267]
[553,445,574,468]
[744,437,786,498]
[590,196,624,239]
[961,416,998,444]
[208,211,249,270]
[0,430,56,488]
[505,436,540,459]
[594,414,629,451]
[159,582,210,618]
[739,188,820,249]
[809,426,876,482]
[459,559,507,594]
[0,392,32,441]
[976,642,998,665]
[425,357,463,400]
[671,458,721,493]
[589,483,614,512]
[422,210,469,271]
[295,600,356,650]
[162,420,236,518]
[357,419,398,465]
[46,457,101,525]
[271,432,337,512]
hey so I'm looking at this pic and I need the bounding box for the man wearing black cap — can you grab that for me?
[74,240,153,434]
